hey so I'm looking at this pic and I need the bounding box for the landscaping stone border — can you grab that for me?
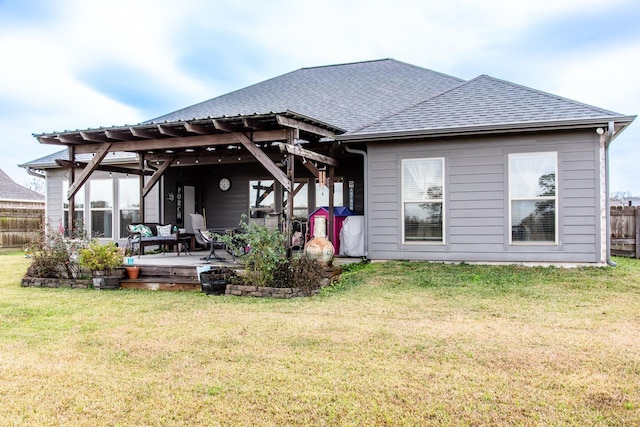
[21,277,91,289]
[225,276,336,298]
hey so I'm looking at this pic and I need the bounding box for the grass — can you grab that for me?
[1,252,640,425]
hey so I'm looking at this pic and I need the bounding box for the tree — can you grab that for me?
[24,177,45,195]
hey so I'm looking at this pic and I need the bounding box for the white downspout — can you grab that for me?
[344,146,368,258]
[605,121,616,267]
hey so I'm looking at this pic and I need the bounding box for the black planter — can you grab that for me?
[200,269,233,295]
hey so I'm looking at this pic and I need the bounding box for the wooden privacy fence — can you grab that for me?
[0,206,44,249]
[610,206,640,258]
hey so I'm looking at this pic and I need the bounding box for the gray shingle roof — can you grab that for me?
[19,150,137,169]
[148,59,465,133]
[350,75,629,136]
[0,169,44,201]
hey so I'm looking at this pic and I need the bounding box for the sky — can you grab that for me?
[1,0,639,194]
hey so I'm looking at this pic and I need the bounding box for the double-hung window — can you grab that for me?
[509,152,557,244]
[118,178,140,238]
[402,158,444,242]
[62,180,85,234]
[90,179,114,238]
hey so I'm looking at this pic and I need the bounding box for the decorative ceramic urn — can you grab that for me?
[304,217,335,266]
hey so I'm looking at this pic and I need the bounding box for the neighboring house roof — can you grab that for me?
[0,169,44,202]
[147,59,465,133]
[20,150,138,169]
[345,75,634,139]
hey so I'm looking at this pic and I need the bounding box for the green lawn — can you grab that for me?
[1,252,639,426]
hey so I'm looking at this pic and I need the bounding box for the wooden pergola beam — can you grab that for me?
[243,118,266,130]
[67,142,112,200]
[130,127,157,139]
[300,157,320,177]
[57,135,81,144]
[105,130,132,141]
[158,125,186,137]
[55,159,153,176]
[184,122,210,135]
[278,143,338,167]
[80,132,111,143]
[234,132,290,190]
[143,157,175,197]
[212,119,238,133]
[276,115,336,139]
[71,129,288,154]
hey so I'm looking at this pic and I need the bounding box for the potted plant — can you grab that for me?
[79,240,125,290]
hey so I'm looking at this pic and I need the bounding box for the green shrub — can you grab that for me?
[216,215,286,287]
[79,240,125,274]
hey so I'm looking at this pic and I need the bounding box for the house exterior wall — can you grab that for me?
[44,169,160,245]
[46,170,65,228]
[366,130,604,264]
[163,159,365,230]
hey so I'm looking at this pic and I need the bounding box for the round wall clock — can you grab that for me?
[219,178,231,191]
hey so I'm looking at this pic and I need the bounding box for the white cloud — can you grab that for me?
[0,0,638,194]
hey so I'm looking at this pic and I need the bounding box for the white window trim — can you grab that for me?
[508,151,558,245]
[401,157,445,245]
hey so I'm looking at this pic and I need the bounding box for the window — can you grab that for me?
[118,178,140,238]
[249,179,275,218]
[62,180,85,235]
[509,152,557,243]
[402,158,444,242]
[315,177,343,208]
[90,179,113,238]
[284,181,309,219]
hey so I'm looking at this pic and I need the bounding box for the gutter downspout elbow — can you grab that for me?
[344,146,368,258]
[605,122,616,267]
[26,167,46,180]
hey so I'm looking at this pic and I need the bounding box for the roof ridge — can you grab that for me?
[145,67,303,124]
[300,58,393,70]
[476,74,623,116]
[349,77,472,133]
[148,60,402,123]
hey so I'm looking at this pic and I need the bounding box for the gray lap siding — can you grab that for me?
[366,131,602,263]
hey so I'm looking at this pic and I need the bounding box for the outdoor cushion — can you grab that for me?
[129,224,153,237]
[157,224,172,237]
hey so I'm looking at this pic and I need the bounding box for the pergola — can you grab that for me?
[35,111,345,248]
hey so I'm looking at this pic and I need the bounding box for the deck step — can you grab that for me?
[131,265,200,280]
[120,277,201,291]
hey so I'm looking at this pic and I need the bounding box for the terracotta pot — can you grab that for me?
[304,236,335,266]
[125,266,141,279]
[305,216,335,266]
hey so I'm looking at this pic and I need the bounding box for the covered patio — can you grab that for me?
[34,112,354,253]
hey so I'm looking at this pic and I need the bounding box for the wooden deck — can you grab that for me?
[119,249,358,292]
[120,249,239,291]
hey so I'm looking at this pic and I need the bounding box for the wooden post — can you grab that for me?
[636,207,640,259]
[328,165,335,245]
[286,130,295,258]
[67,146,75,237]
[139,152,145,222]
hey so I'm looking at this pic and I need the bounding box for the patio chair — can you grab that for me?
[189,213,225,261]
